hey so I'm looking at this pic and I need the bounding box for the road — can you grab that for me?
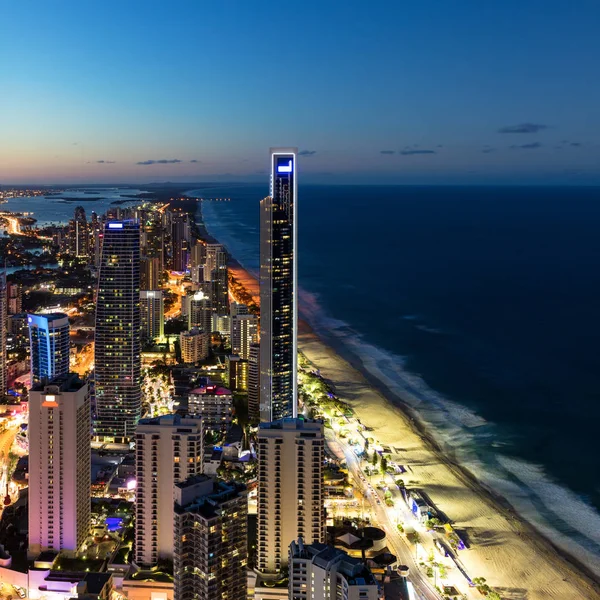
[1,214,22,235]
[326,430,443,600]
[0,423,20,506]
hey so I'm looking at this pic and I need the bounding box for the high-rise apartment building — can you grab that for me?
[231,313,258,360]
[140,256,162,290]
[190,240,206,283]
[288,539,379,600]
[180,328,210,364]
[172,212,191,272]
[174,476,247,600]
[188,290,212,333]
[226,355,248,392]
[257,418,324,575]
[205,244,228,315]
[248,342,260,422]
[260,148,298,422]
[68,206,89,258]
[135,414,203,567]
[188,381,233,432]
[0,272,6,395]
[94,219,141,441]
[90,211,104,268]
[6,282,22,315]
[141,211,165,274]
[140,290,164,342]
[28,375,91,558]
[27,313,70,386]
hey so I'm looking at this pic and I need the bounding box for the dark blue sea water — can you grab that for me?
[190,183,600,571]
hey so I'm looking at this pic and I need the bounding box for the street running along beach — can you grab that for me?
[187,194,600,600]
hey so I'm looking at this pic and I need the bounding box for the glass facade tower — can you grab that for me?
[94,220,141,441]
[260,148,298,421]
[27,313,70,385]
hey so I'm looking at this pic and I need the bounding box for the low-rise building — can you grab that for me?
[288,538,379,600]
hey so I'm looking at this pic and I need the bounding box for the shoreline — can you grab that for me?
[192,219,600,600]
[185,192,600,599]
[227,258,600,600]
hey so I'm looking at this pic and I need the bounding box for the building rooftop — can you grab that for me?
[28,312,69,322]
[137,414,201,429]
[31,373,86,393]
[175,476,246,519]
[259,417,323,431]
[290,539,376,587]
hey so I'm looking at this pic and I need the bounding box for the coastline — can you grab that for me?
[186,192,600,598]
[228,261,600,599]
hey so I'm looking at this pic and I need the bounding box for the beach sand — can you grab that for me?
[229,264,600,600]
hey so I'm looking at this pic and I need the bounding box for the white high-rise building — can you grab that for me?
[257,418,324,576]
[288,539,379,600]
[140,290,164,341]
[230,313,258,360]
[134,414,203,567]
[180,328,210,364]
[28,375,91,558]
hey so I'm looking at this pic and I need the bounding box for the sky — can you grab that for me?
[1,0,600,184]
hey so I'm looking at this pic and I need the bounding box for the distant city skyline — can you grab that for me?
[2,1,600,184]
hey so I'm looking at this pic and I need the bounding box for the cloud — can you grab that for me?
[570,142,582,147]
[298,150,317,156]
[136,159,182,165]
[190,159,200,163]
[96,160,116,164]
[498,123,547,134]
[399,149,436,155]
[510,142,542,149]
[482,146,495,154]
[380,150,395,155]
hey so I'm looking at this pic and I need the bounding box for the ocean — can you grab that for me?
[190,183,600,572]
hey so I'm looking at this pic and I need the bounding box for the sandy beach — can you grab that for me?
[229,263,600,600]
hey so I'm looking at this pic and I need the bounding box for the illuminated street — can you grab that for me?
[327,422,478,600]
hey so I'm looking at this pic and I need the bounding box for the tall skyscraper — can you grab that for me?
[27,313,70,386]
[230,313,258,359]
[174,476,247,600]
[28,375,91,558]
[68,206,89,258]
[172,212,191,272]
[248,342,260,422]
[140,256,161,290]
[256,418,324,576]
[205,243,228,315]
[190,240,206,283]
[288,539,379,600]
[135,415,203,567]
[188,290,212,333]
[260,148,298,422]
[140,290,164,341]
[94,219,141,441]
[0,272,6,395]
